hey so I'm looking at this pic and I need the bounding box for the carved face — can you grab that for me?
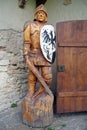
[35,10,47,22]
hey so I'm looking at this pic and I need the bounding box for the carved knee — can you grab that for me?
[28,74,36,96]
[43,73,52,86]
[28,74,36,85]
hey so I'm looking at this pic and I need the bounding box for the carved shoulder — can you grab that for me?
[23,21,32,42]
[23,21,31,31]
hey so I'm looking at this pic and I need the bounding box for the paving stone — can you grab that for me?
[4,112,22,128]
[0,121,7,130]
[76,125,87,130]
[8,124,45,130]
[0,105,87,130]
[7,124,32,130]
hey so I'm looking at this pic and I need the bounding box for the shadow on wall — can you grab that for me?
[18,0,47,8]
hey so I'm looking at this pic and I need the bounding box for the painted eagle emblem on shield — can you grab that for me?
[40,25,56,63]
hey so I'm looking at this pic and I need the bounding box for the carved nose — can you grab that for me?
[40,14,42,17]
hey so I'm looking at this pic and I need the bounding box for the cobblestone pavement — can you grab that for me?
[0,104,87,130]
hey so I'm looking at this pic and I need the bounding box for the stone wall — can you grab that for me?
[0,29,28,111]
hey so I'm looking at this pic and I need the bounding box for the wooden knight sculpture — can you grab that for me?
[22,4,56,127]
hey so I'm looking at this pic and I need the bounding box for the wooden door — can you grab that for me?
[56,20,87,113]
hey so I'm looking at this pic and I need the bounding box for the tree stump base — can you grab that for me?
[22,92,54,128]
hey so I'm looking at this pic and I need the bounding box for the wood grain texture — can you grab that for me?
[56,20,87,113]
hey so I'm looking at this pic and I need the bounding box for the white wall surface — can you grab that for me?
[45,0,87,27]
[0,0,35,30]
[0,0,87,30]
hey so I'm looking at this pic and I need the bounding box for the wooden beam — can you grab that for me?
[18,0,26,8]
[63,0,72,5]
[58,91,87,97]
[36,0,47,7]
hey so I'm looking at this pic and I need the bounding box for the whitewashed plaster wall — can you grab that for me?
[0,0,87,111]
[0,0,87,30]
[46,0,87,27]
[0,0,35,30]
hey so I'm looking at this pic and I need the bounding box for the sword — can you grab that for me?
[26,55,53,99]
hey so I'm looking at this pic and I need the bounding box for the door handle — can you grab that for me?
[57,65,65,72]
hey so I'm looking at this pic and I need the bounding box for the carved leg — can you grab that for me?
[28,70,37,97]
[42,66,52,86]
[33,66,52,97]
[22,66,54,127]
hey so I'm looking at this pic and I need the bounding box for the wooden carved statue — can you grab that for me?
[22,4,56,128]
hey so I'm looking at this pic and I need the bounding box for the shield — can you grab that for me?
[40,25,56,63]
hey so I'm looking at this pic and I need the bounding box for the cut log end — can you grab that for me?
[22,92,54,128]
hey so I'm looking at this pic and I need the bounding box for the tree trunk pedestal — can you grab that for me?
[22,92,54,128]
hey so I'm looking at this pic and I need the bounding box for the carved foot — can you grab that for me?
[33,90,45,98]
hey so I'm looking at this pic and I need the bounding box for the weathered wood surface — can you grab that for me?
[56,20,87,113]
[22,56,54,127]
[26,56,54,98]
[22,5,54,127]
[22,92,53,127]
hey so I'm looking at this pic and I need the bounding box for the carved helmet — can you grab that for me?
[34,4,47,21]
